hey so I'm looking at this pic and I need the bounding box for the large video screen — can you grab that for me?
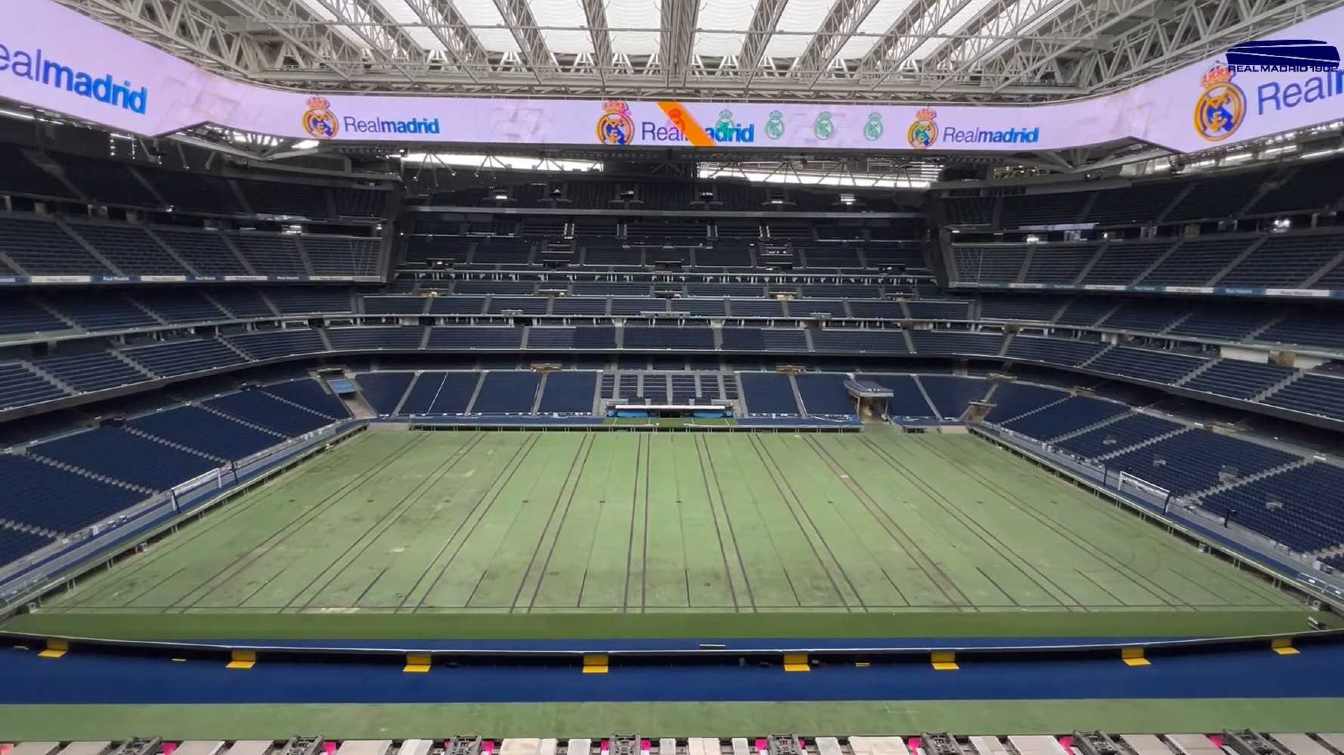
[3,0,1342,154]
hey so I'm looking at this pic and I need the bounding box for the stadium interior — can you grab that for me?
[4,0,1344,747]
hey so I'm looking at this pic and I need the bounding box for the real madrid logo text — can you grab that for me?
[907,108,937,149]
[596,100,636,146]
[302,96,339,139]
[1194,63,1245,142]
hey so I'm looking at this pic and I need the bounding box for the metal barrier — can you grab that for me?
[0,420,361,608]
[974,422,1344,606]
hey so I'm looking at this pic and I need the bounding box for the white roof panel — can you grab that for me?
[834,0,916,62]
[533,0,595,55]
[607,0,663,55]
[763,0,832,59]
[454,0,521,53]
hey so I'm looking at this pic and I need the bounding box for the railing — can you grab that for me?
[0,420,359,608]
[975,422,1344,605]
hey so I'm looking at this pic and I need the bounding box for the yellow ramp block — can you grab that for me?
[582,654,608,674]
[1271,637,1300,656]
[783,653,810,672]
[38,639,68,660]
[931,650,958,671]
[1121,647,1150,667]
[404,653,432,673]
[226,649,256,670]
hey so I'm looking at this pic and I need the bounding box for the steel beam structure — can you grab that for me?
[44,0,1344,101]
[660,0,701,87]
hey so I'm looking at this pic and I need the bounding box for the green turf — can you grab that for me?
[15,427,1310,639]
[4,700,1344,739]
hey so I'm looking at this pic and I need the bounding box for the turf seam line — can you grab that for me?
[54,436,380,608]
[860,434,1082,609]
[750,434,864,612]
[919,435,1197,609]
[808,434,966,607]
[416,432,544,610]
[292,431,491,611]
[695,433,749,611]
[401,432,540,612]
[174,432,429,612]
[510,429,596,612]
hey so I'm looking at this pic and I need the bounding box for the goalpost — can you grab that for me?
[1116,470,1173,511]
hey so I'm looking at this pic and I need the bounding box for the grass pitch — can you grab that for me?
[20,427,1310,639]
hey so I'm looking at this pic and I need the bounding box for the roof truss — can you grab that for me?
[46,0,1344,100]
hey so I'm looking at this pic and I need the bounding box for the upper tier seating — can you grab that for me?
[1201,462,1344,552]
[1103,430,1296,496]
[0,216,109,276]
[1218,232,1344,288]
[399,372,481,414]
[1086,347,1206,384]
[795,373,856,416]
[203,388,335,436]
[356,372,415,415]
[32,426,217,492]
[1081,241,1173,286]
[1138,236,1258,286]
[537,371,598,414]
[1002,397,1129,441]
[739,372,800,415]
[150,229,248,276]
[0,363,66,411]
[473,371,541,413]
[130,406,281,461]
[0,144,77,199]
[233,234,307,277]
[855,374,937,417]
[261,379,349,420]
[1183,360,1296,400]
[0,298,68,337]
[1262,373,1344,421]
[66,222,187,276]
[1006,336,1106,367]
[982,382,1067,423]
[0,453,143,534]
[121,338,247,378]
[1000,193,1089,228]
[1053,413,1183,460]
[953,245,1026,284]
[32,352,144,394]
[918,375,988,418]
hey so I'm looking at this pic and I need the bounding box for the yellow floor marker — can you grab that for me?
[37,639,68,660]
[783,653,810,672]
[1121,647,1151,667]
[226,649,256,670]
[582,654,608,674]
[404,653,432,673]
[931,650,958,671]
[1271,637,1300,656]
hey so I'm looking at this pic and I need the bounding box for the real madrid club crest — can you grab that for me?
[716,109,735,133]
[1194,63,1245,142]
[766,111,785,140]
[596,100,636,146]
[907,108,938,149]
[864,112,884,142]
[301,96,339,139]
[814,112,834,140]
